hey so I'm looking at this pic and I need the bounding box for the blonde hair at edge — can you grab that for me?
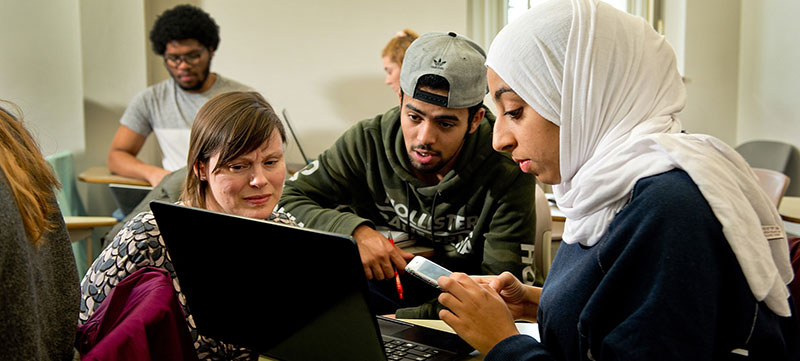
[0,101,61,247]
[182,91,286,209]
[381,28,419,66]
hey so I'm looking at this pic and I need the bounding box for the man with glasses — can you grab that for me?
[107,5,252,186]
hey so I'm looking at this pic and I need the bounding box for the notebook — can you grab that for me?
[375,226,416,248]
[149,201,474,361]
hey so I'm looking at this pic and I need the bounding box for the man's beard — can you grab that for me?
[408,144,447,174]
[175,64,211,91]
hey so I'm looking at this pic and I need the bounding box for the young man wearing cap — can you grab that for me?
[278,32,538,318]
[107,5,252,187]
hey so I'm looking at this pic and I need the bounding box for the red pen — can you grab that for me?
[387,231,404,300]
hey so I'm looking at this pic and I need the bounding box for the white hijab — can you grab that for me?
[487,0,793,316]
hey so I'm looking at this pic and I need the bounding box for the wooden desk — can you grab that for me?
[545,193,565,222]
[64,216,117,261]
[550,205,565,222]
[551,219,563,241]
[78,166,151,186]
[779,196,800,223]
[257,319,538,361]
[403,318,538,338]
[64,216,118,231]
[403,319,539,361]
[401,245,435,258]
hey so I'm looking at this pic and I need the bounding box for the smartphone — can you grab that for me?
[405,256,453,289]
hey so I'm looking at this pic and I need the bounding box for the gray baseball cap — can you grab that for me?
[400,31,487,109]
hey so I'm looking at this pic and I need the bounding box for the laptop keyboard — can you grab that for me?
[382,336,444,360]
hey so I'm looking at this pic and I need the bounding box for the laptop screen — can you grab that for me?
[150,201,386,360]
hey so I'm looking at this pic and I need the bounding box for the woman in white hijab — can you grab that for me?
[436,0,799,359]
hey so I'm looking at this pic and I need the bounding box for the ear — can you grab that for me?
[207,46,216,59]
[468,107,485,134]
[194,161,207,181]
[398,90,404,105]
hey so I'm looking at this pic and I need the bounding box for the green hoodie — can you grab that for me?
[278,106,539,317]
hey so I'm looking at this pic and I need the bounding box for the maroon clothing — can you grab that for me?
[76,267,198,361]
[81,208,294,359]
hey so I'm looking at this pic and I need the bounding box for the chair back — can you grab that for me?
[534,184,553,281]
[735,140,793,174]
[44,150,86,217]
[752,167,791,207]
[44,150,100,277]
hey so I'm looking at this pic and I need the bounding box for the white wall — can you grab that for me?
[73,0,467,213]
[737,1,800,143]
[5,0,799,208]
[737,0,800,196]
[662,0,686,75]
[199,0,468,163]
[0,0,85,156]
[79,0,157,215]
[679,0,741,145]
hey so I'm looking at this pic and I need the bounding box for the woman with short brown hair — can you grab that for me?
[80,91,294,359]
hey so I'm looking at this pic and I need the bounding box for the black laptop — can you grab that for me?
[149,201,474,361]
[109,183,152,216]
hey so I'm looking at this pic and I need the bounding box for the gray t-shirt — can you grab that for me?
[120,74,253,171]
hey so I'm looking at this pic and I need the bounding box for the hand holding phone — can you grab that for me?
[405,256,453,289]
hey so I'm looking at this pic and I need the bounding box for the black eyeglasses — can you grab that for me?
[164,48,206,67]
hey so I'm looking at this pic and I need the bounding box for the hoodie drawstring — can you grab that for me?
[404,183,411,238]
[405,182,440,244]
[430,190,439,244]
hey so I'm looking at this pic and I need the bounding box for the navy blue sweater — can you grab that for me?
[486,169,800,361]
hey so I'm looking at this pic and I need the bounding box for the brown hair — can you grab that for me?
[381,28,419,66]
[0,101,61,247]
[182,91,286,208]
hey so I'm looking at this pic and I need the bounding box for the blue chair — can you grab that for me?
[45,151,116,278]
